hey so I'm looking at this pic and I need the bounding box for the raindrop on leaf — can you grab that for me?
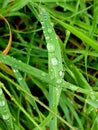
[0,100,5,106]
[2,114,9,120]
[51,57,58,66]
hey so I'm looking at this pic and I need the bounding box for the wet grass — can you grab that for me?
[0,0,98,130]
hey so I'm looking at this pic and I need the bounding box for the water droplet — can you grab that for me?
[46,36,50,40]
[41,72,46,77]
[13,69,18,73]
[16,87,20,90]
[47,44,55,52]
[64,8,67,11]
[51,57,58,66]
[0,100,5,106]
[18,78,22,81]
[43,30,46,34]
[42,26,45,29]
[59,71,64,78]
[55,87,61,103]
[56,79,62,84]
[0,88,3,95]
[2,114,9,120]
[50,69,53,72]
[55,36,58,39]
[18,60,22,63]
[67,84,78,91]
[41,21,44,25]
[48,28,52,33]
[51,22,54,27]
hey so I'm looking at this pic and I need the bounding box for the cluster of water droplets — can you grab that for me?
[39,8,57,54]
[56,70,64,95]
[0,87,10,121]
[39,8,65,92]
[13,68,18,73]
[13,69,22,81]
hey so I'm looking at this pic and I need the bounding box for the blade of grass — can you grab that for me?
[1,83,43,130]
[0,54,51,84]
[12,67,42,122]
[0,0,31,15]
[0,73,76,130]
[52,16,98,51]
[39,7,64,130]
[0,82,13,130]
[60,92,84,129]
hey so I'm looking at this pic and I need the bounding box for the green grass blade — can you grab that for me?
[0,82,13,130]
[0,54,51,84]
[1,83,43,130]
[53,17,98,51]
[12,67,42,121]
[39,7,64,130]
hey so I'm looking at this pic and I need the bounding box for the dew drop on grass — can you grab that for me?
[51,22,54,27]
[50,69,54,79]
[47,43,55,52]
[51,57,58,66]
[59,71,64,78]
[46,36,50,40]
[0,100,5,106]
[41,21,44,25]
[0,88,3,95]
[56,79,62,84]
[13,69,18,73]
[18,78,22,81]
[48,28,52,33]
[2,114,9,120]
[65,83,78,91]
[55,36,58,39]
[41,72,46,77]
[18,60,22,63]
[42,26,45,30]
[43,30,46,35]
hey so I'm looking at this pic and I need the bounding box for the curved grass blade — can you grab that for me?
[53,16,98,51]
[0,0,31,15]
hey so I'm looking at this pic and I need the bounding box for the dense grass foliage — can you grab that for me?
[0,0,98,130]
